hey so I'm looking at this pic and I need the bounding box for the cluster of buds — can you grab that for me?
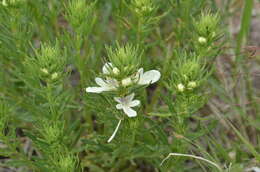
[131,0,155,15]
[65,0,96,35]
[29,43,66,86]
[40,68,59,81]
[177,81,197,92]
[194,12,220,50]
[1,0,24,6]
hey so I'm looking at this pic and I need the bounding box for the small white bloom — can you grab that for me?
[187,81,196,89]
[86,77,119,93]
[121,77,132,87]
[198,37,207,44]
[114,93,140,117]
[177,83,185,92]
[135,68,161,85]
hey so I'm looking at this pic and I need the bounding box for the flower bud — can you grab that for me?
[65,0,96,34]
[2,0,7,6]
[41,68,49,75]
[132,0,154,14]
[177,83,185,92]
[51,72,58,80]
[106,43,140,74]
[187,81,197,89]
[112,67,120,75]
[121,77,132,87]
[228,151,236,160]
[198,37,207,44]
[194,12,220,37]
[56,154,77,172]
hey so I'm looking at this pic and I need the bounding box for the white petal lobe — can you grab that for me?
[114,97,122,103]
[125,93,135,101]
[138,70,161,85]
[95,77,107,87]
[116,104,123,109]
[123,106,137,117]
[86,87,104,93]
[129,100,140,107]
[102,63,113,74]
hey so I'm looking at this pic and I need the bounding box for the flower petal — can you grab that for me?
[106,78,119,88]
[86,87,104,93]
[134,68,144,82]
[114,97,122,103]
[138,70,161,85]
[116,104,123,109]
[95,77,107,87]
[102,62,113,74]
[129,100,140,107]
[125,93,135,102]
[122,106,137,117]
[138,68,144,75]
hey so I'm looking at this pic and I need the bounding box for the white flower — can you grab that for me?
[114,93,140,117]
[177,83,185,92]
[135,68,161,85]
[86,63,120,93]
[86,77,118,93]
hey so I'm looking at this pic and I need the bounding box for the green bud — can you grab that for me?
[65,0,96,35]
[106,43,141,77]
[39,121,64,144]
[55,154,78,172]
[132,0,155,15]
[187,81,197,89]
[36,43,66,73]
[194,12,220,38]
[169,52,207,92]
[24,42,66,85]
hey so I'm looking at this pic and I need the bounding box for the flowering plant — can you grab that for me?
[0,0,258,172]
